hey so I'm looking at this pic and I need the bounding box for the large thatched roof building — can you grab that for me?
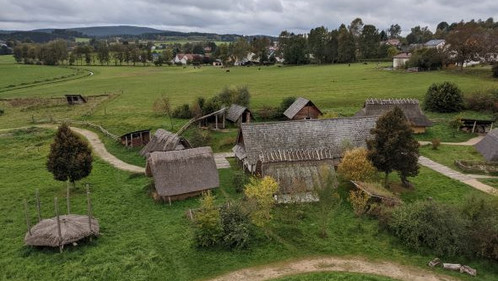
[145,147,219,201]
[283,97,323,120]
[354,98,432,133]
[475,129,498,162]
[233,116,377,194]
[140,129,191,157]
[226,104,253,126]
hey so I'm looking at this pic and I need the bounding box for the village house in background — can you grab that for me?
[424,39,446,49]
[233,117,377,197]
[65,94,87,105]
[354,98,432,133]
[226,104,254,126]
[120,129,150,148]
[475,129,498,162]
[284,97,323,120]
[140,129,191,157]
[392,53,411,69]
[145,147,219,202]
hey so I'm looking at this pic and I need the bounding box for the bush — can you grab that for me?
[232,171,249,193]
[219,203,251,249]
[188,128,211,148]
[193,192,222,248]
[388,201,466,257]
[244,176,279,228]
[424,82,464,113]
[172,103,193,119]
[492,64,498,78]
[406,48,445,70]
[338,148,377,181]
[349,189,370,217]
[279,96,296,115]
[465,89,498,113]
[431,138,441,150]
[256,106,279,120]
[218,86,250,107]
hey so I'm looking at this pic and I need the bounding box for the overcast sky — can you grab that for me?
[0,0,496,35]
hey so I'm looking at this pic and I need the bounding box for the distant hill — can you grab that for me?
[34,25,164,37]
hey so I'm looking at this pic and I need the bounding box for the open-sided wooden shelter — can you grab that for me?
[120,129,151,148]
[65,94,87,105]
[139,129,191,157]
[226,104,253,126]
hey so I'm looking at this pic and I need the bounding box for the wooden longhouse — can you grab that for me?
[475,129,498,162]
[233,116,377,197]
[145,147,219,201]
[283,97,323,120]
[354,98,432,133]
[139,129,191,157]
[226,104,253,126]
[120,129,151,148]
[65,94,87,105]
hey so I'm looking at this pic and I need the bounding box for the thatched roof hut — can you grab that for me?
[139,129,191,157]
[354,98,432,133]
[24,214,99,248]
[226,104,253,125]
[283,97,323,120]
[475,129,498,162]
[145,147,219,200]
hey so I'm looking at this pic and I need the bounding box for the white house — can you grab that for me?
[172,54,194,65]
[424,39,445,49]
[393,53,411,69]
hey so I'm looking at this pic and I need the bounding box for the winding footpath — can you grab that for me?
[204,256,458,281]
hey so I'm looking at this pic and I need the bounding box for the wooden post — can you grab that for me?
[54,197,62,252]
[472,121,477,133]
[86,185,93,232]
[222,113,226,129]
[36,189,41,222]
[168,196,171,206]
[66,183,70,215]
[24,199,32,236]
[215,114,218,130]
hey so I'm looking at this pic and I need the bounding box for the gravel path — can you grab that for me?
[419,136,484,146]
[204,256,459,281]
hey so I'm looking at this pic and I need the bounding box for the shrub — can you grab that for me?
[244,176,279,228]
[256,106,279,120]
[349,189,370,217]
[279,96,296,115]
[338,148,377,181]
[465,89,498,113]
[388,201,466,257]
[219,203,251,249]
[218,85,250,107]
[193,191,222,248]
[172,103,193,119]
[424,82,464,113]
[406,48,445,70]
[492,64,498,78]
[188,128,211,148]
[431,138,441,150]
[232,171,249,193]
[152,96,171,116]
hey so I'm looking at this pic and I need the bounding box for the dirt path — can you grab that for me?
[419,136,484,146]
[204,256,459,281]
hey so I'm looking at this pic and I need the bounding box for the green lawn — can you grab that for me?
[1,128,497,281]
[419,144,486,172]
[271,272,400,281]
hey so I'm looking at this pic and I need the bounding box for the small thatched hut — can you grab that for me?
[226,104,253,126]
[139,129,191,157]
[233,116,377,194]
[475,129,498,162]
[145,147,219,201]
[120,129,151,148]
[354,98,432,133]
[283,97,323,120]
[65,94,87,105]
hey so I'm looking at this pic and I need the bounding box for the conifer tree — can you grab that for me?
[47,123,92,187]
[367,107,419,187]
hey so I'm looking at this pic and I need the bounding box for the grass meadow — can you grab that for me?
[0,55,497,280]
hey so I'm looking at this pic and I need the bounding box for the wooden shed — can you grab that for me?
[354,98,432,133]
[139,129,191,157]
[226,104,253,126]
[233,116,377,195]
[475,129,498,162]
[283,97,323,120]
[145,147,219,201]
[120,129,151,148]
[65,94,87,105]
[459,118,494,134]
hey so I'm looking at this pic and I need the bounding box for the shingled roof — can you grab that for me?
[139,129,191,157]
[354,98,432,127]
[145,147,219,197]
[475,129,498,162]
[283,97,322,119]
[233,116,377,166]
[226,104,250,122]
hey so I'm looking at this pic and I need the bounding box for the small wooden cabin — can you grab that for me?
[226,104,253,126]
[145,147,219,201]
[65,94,87,105]
[140,129,191,157]
[283,97,322,120]
[459,118,494,134]
[354,98,432,133]
[120,130,151,148]
[475,129,498,162]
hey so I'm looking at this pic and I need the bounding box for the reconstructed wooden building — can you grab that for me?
[354,98,432,133]
[145,147,219,201]
[283,97,323,120]
[233,117,377,196]
[475,129,498,162]
[120,129,150,148]
[139,129,191,157]
[226,104,253,126]
[65,94,87,105]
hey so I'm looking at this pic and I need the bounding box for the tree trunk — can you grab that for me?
[384,172,389,188]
